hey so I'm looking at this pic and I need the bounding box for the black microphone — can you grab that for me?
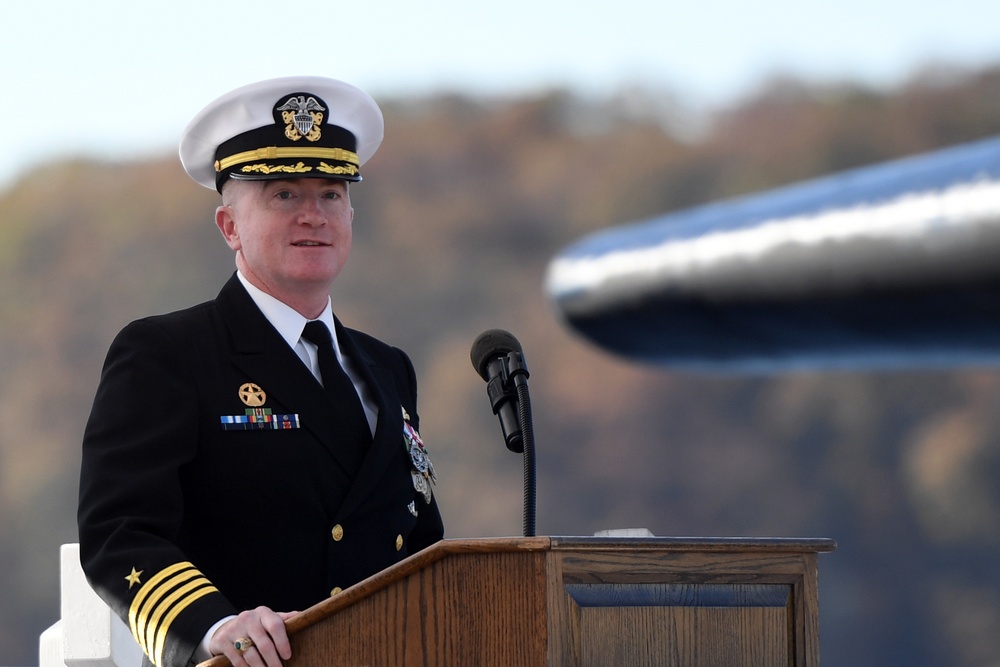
[470,329,528,453]
[471,328,537,536]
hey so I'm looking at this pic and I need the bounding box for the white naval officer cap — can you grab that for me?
[179,76,384,192]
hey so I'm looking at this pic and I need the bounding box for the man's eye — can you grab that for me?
[275,191,293,200]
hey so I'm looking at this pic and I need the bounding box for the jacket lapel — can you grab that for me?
[333,321,406,521]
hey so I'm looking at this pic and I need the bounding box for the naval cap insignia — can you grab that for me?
[276,94,325,142]
[239,382,266,407]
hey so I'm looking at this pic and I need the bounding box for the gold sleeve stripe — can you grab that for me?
[129,562,198,638]
[127,562,219,662]
[152,585,218,667]
[142,577,216,659]
[216,146,360,172]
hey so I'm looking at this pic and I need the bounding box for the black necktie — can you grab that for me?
[301,321,372,463]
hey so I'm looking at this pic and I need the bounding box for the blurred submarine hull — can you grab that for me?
[546,136,1000,371]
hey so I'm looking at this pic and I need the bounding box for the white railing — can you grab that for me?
[38,544,142,667]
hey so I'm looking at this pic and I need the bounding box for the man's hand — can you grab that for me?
[210,606,297,667]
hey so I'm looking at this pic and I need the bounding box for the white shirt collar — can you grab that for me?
[235,271,343,360]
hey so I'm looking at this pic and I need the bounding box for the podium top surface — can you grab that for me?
[548,535,836,552]
[414,535,836,554]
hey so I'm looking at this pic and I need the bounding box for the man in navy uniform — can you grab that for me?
[77,76,444,667]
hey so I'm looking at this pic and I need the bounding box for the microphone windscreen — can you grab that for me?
[470,329,522,380]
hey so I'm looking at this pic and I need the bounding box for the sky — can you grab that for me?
[2,0,999,191]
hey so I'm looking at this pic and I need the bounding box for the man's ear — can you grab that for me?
[215,205,242,251]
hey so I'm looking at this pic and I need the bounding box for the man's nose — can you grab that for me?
[296,198,327,225]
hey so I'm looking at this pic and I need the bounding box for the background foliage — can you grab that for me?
[3,64,1000,665]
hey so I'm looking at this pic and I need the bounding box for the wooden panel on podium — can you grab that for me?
[544,537,833,666]
[203,536,834,667]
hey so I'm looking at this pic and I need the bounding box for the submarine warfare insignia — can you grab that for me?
[402,406,436,503]
[276,95,325,142]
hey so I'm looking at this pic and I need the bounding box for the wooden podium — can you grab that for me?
[225,536,835,667]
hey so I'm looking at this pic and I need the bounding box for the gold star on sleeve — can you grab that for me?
[125,567,143,589]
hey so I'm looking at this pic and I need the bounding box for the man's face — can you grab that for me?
[216,178,354,305]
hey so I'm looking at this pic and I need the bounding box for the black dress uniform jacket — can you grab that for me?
[78,274,444,667]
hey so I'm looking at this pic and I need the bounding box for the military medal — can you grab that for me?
[411,472,431,503]
[409,441,430,474]
[402,406,436,503]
